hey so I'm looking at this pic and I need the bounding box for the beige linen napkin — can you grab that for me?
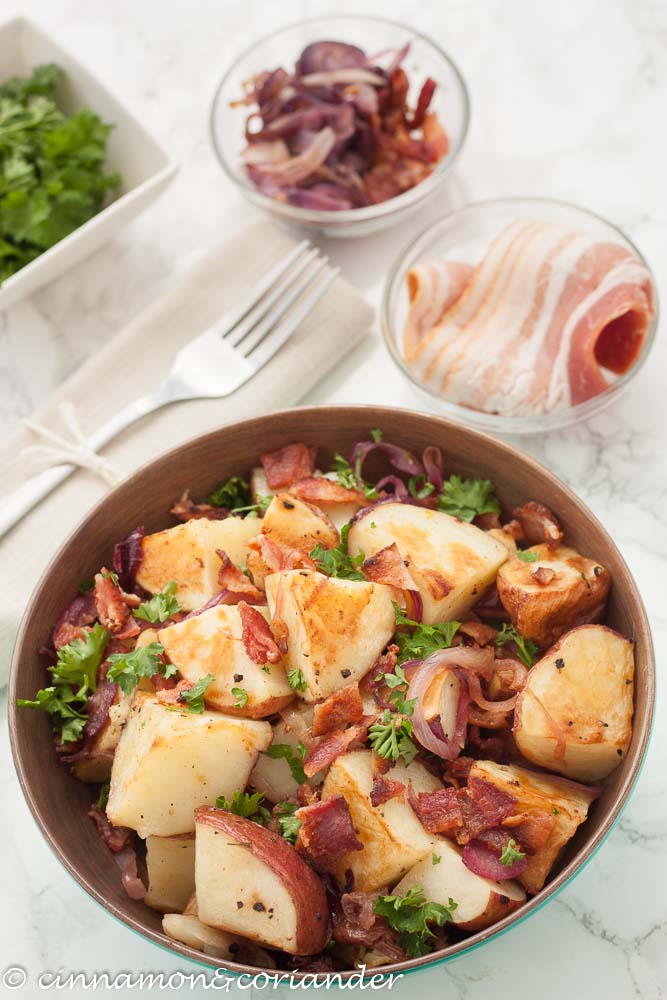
[0,219,373,683]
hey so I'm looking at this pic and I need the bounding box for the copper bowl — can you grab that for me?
[8,406,654,982]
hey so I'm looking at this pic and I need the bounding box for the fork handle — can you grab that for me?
[0,387,174,540]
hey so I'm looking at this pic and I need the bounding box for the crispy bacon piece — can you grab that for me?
[48,594,98,656]
[296,795,363,869]
[503,810,556,853]
[303,717,374,778]
[360,644,399,710]
[216,549,265,602]
[370,767,405,807]
[248,534,317,575]
[260,442,316,489]
[289,476,365,505]
[457,776,517,845]
[312,683,364,737]
[84,678,117,741]
[458,620,498,646]
[53,621,87,649]
[472,585,511,622]
[156,679,196,706]
[333,892,405,960]
[512,502,564,550]
[409,786,463,834]
[462,836,529,880]
[94,570,140,640]
[170,490,229,522]
[88,805,133,853]
[238,601,282,664]
[474,512,502,531]
[362,543,418,591]
[532,566,556,586]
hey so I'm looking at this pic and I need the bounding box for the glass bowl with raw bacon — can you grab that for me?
[210,17,469,237]
[382,198,658,432]
[11,408,653,980]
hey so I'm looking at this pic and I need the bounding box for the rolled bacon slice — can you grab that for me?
[404,220,655,416]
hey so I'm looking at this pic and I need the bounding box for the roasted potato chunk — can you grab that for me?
[247,493,339,587]
[162,911,276,967]
[496,544,611,648]
[250,467,359,531]
[159,604,293,719]
[106,693,271,836]
[394,838,526,931]
[72,687,132,782]
[249,703,316,803]
[469,759,598,894]
[513,624,634,781]
[347,503,508,624]
[136,518,259,611]
[265,570,395,701]
[321,749,441,892]
[145,834,195,913]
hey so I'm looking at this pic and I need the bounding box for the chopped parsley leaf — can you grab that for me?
[287,668,308,693]
[500,838,526,866]
[274,801,301,844]
[393,602,461,664]
[438,474,500,523]
[310,522,366,581]
[133,581,181,623]
[374,886,456,957]
[106,641,177,694]
[179,674,214,713]
[264,742,307,784]
[495,623,540,668]
[368,710,418,766]
[231,686,249,709]
[516,550,539,563]
[216,789,271,824]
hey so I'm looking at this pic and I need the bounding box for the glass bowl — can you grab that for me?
[381,197,659,433]
[209,16,470,239]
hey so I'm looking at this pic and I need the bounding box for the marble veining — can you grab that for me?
[0,0,665,997]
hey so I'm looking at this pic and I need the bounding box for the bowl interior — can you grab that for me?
[382,198,659,433]
[210,15,469,234]
[9,406,654,980]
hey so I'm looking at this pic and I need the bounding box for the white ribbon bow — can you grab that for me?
[21,401,124,487]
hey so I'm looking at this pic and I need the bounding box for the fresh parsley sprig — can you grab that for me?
[231,686,249,709]
[438,474,500,523]
[374,886,457,958]
[368,710,418,766]
[375,662,416,716]
[274,801,301,844]
[133,581,181,623]
[216,789,271,824]
[500,838,526,866]
[495,623,540,668]
[264,742,307,784]
[310,522,365,581]
[179,674,214,713]
[287,668,308,693]
[106,641,177,694]
[393,603,461,664]
[516,550,539,563]
[18,623,110,744]
[330,454,379,499]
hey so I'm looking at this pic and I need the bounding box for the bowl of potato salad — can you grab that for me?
[9,406,654,981]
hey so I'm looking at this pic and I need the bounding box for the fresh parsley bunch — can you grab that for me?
[18,623,110,743]
[0,64,120,281]
[310,522,365,581]
[374,886,457,957]
[393,603,461,664]
[438,474,500,522]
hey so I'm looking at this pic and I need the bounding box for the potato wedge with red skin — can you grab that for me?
[194,808,329,955]
[496,544,610,648]
[394,839,526,932]
[513,624,634,781]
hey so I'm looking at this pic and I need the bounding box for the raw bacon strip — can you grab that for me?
[289,477,366,505]
[312,684,364,737]
[94,571,140,640]
[296,796,363,868]
[362,543,418,592]
[238,601,282,664]
[406,220,655,416]
[260,442,317,489]
[216,549,265,602]
[404,260,473,358]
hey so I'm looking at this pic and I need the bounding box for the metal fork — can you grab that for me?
[0,241,338,539]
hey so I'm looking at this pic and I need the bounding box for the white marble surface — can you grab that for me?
[1,0,666,997]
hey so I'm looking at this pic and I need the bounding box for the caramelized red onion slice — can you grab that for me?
[408,647,495,759]
[350,438,424,479]
[462,840,529,881]
[296,41,367,75]
[300,69,386,88]
[465,670,518,715]
[422,445,444,491]
[252,126,336,185]
[402,589,423,623]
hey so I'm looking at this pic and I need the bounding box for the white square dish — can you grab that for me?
[0,16,177,312]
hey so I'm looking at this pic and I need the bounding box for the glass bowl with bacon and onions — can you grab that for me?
[209,16,470,237]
